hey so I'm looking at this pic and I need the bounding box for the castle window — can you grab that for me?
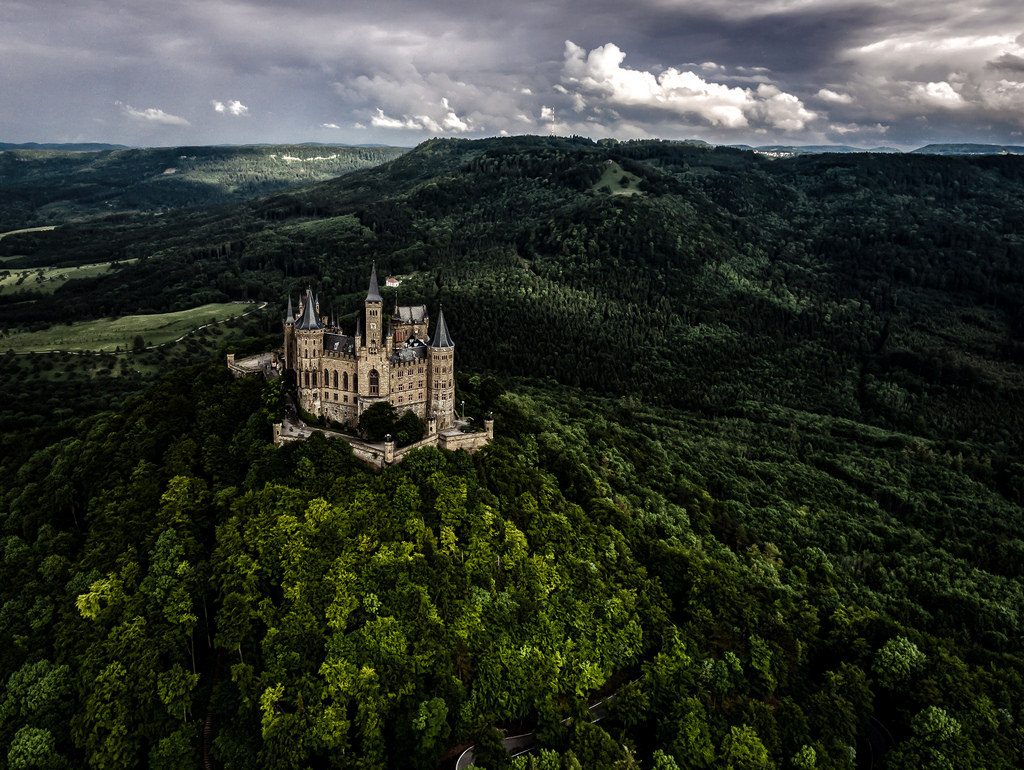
[369,369,379,396]
[353,374,358,391]
[333,370,338,388]
[334,392,338,401]
[343,372,348,390]
[312,370,317,387]
[304,371,310,388]
[344,395,348,403]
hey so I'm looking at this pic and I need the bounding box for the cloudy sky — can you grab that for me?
[2,0,1023,148]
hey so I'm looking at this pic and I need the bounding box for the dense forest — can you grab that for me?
[1,136,1022,768]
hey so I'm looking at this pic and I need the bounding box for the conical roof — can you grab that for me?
[366,262,382,302]
[430,305,454,348]
[296,288,323,330]
[285,295,295,324]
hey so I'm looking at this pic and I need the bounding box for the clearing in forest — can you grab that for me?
[0,258,138,294]
[591,160,642,196]
[2,302,262,353]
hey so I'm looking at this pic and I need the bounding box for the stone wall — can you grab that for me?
[438,430,491,453]
[270,418,494,469]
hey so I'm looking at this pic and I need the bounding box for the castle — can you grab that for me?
[283,264,457,431]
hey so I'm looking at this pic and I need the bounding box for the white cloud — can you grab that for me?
[368,101,473,133]
[829,122,889,135]
[561,41,816,131]
[817,88,854,104]
[117,102,189,126]
[539,105,555,122]
[321,122,341,129]
[212,99,249,116]
[440,97,471,131]
[913,80,965,107]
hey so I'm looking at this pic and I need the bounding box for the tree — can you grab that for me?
[873,636,926,688]
[720,725,772,770]
[7,726,61,770]
[394,411,426,446]
[358,402,398,441]
[132,335,146,353]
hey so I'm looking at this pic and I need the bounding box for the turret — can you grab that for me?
[283,294,296,371]
[296,287,323,330]
[428,305,456,428]
[364,263,383,354]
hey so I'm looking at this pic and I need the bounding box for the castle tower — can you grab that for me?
[294,287,325,414]
[428,305,456,429]
[357,263,390,414]
[283,294,296,371]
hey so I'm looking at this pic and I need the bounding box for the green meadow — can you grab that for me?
[1,302,261,352]
[0,258,137,294]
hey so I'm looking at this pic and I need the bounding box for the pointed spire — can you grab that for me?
[366,262,382,303]
[296,288,323,330]
[285,294,294,324]
[356,314,363,345]
[430,304,454,348]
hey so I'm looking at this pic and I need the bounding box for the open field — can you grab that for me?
[0,258,137,294]
[0,225,57,241]
[1,301,264,352]
[591,160,642,196]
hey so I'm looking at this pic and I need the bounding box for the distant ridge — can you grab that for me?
[728,144,900,155]
[911,143,1024,155]
[0,141,130,152]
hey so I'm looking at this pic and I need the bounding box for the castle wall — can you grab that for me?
[438,431,491,452]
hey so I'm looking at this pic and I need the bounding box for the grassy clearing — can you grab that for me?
[0,258,138,295]
[0,225,57,241]
[591,161,642,196]
[2,302,261,353]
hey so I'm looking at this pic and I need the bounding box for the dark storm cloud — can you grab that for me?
[987,53,1024,73]
[1,0,1022,147]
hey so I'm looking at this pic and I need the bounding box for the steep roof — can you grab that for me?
[395,304,427,323]
[295,288,323,330]
[366,262,382,302]
[285,295,294,324]
[430,305,454,348]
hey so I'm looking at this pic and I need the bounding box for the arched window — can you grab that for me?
[312,370,317,387]
[333,370,338,388]
[369,369,379,395]
[353,373,358,391]
[304,371,310,388]
[324,367,329,385]
[343,371,348,391]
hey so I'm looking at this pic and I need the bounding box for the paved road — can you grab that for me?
[454,698,612,769]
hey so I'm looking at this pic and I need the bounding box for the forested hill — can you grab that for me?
[8,135,1020,448]
[1,136,1024,768]
[0,144,407,229]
